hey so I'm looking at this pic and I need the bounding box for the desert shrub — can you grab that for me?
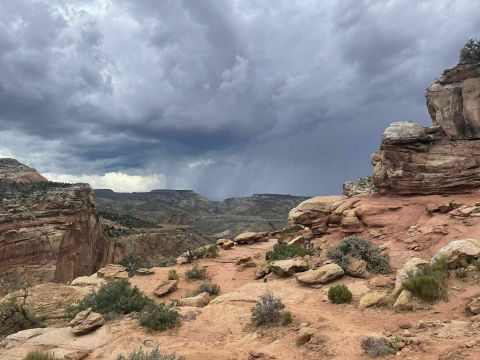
[455,268,468,281]
[154,257,177,268]
[473,259,480,270]
[116,348,185,360]
[187,283,220,298]
[402,256,449,303]
[66,279,153,319]
[186,265,207,280]
[251,291,286,326]
[193,244,218,259]
[168,269,179,280]
[265,243,311,262]
[361,337,395,357]
[23,352,58,360]
[281,310,293,325]
[0,297,40,337]
[460,38,480,63]
[139,303,180,332]
[328,285,353,304]
[327,235,390,274]
[120,255,151,277]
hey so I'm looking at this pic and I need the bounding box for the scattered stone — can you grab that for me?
[153,280,179,297]
[270,259,309,277]
[69,308,105,335]
[295,263,344,285]
[178,292,210,307]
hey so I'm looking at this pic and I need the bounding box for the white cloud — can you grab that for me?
[187,158,215,169]
[43,172,166,192]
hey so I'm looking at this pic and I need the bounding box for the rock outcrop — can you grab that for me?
[0,161,113,285]
[0,158,47,183]
[372,62,480,195]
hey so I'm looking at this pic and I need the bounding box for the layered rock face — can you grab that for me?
[372,62,480,195]
[0,158,47,183]
[0,180,113,285]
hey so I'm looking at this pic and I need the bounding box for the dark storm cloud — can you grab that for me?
[0,0,478,198]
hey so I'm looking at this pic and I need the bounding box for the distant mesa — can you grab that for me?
[0,158,48,183]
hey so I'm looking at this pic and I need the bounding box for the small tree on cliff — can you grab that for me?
[460,38,480,63]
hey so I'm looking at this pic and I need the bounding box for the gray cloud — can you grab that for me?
[0,0,478,198]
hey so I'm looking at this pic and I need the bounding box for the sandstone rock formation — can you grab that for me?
[0,158,47,183]
[294,263,344,285]
[372,62,480,195]
[0,160,113,287]
[154,280,179,297]
[431,238,480,267]
[69,308,105,335]
[269,259,308,276]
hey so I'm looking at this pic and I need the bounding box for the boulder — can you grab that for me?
[270,259,309,277]
[295,263,344,285]
[254,264,271,279]
[340,210,364,233]
[216,239,234,250]
[233,232,268,245]
[393,290,414,312]
[393,258,428,296]
[69,308,105,335]
[346,257,369,278]
[359,291,388,309]
[178,292,210,307]
[431,239,480,267]
[288,235,305,247]
[97,264,129,280]
[154,280,179,297]
[288,196,346,234]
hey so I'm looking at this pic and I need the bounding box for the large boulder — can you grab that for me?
[233,232,268,245]
[288,196,346,234]
[358,291,388,309]
[393,258,428,296]
[69,308,105,335]
[393,290,414,312]
[269,259,309,277]
[295,263,344,285]
[431,239,480,267]
[372,63,480,195]
[178,292,210,307]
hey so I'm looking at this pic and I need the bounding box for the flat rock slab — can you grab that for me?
[270,259,309,277]
[295,263,344,284]
[154,280,179,297]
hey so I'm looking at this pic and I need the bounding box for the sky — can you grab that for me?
[0,0,478,199]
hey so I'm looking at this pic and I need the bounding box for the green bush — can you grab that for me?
[265,243,311,262]
[361,337,395,357]
[116,348,185,360]
[328,285,353,304]
[139,303,181,332]
[66,279,153,319]
[402,256,449,303]
[187,283,220,298]
[281,310,293,325]
[120,255,151,277]
[1,297,39,337]
[460,38,480,63]
[455,268,468,281]
[186,265,207,280]
[327,235,390,274]
[251,291,286,326]
[168,269,179,280]
[23,352,58,360]
[155,257,177,268]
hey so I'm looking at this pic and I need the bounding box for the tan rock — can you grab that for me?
[346,257,369,278]
[154,280,179,297]
[71,274,106,292]
[288,235,305,247]
[358,291,388,309]
[233,232,268,245]
[69,308,105,335]
[340,210,364,233]
[466,295,480,315]
[270,259,309,277]
[216,239,234,250]
[136,268,155,276]
[431,239,480,267]
[178,292,210,307]
[288,196,346,234]
[393,258,428,296]
[97,264,129,280]
[393,290,414,312]
[368,276,394,289]
[295,263,344,285]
